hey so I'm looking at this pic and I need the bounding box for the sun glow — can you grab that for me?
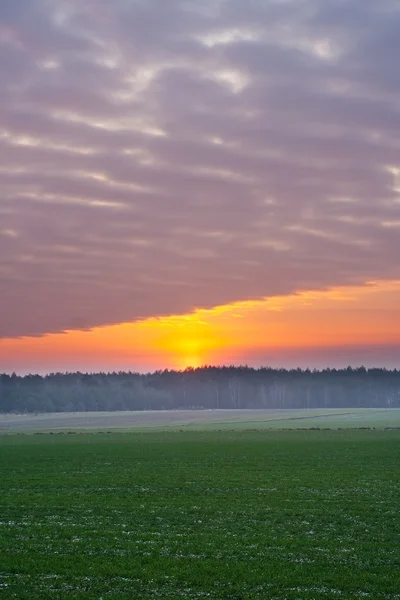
[1,280,400,373]
[136,314,230,369]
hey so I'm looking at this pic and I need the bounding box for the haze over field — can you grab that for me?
[1,0,400,373]
[2,409,400,434]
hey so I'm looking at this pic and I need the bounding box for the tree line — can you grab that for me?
[1,366,400,414]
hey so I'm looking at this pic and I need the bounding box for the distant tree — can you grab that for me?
[1,366,400,413]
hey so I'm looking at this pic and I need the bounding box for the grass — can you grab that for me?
[180,409,400,430]
[0,430,399,599]
[2,408,400,434]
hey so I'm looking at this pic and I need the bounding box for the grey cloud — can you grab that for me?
[0,0,38,24]
[1,0,400,338]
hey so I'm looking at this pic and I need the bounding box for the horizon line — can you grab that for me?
[3,364,399,378]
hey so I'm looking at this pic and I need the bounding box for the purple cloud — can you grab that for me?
[1,0,400,338]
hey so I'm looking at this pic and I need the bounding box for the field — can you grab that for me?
[2,408,400,433]
[1,430,400,599]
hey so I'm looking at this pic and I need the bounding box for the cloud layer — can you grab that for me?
[1,0,400,338]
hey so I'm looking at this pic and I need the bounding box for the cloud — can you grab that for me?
[1,0,400,338]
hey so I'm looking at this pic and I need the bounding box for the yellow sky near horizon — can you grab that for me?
[1,279,400,373]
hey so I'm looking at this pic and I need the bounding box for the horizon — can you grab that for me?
[1,0,400,373]
[3,362,400,378]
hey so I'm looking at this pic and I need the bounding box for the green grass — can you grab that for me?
[2,408,400,434]
[180,409,400,430]
[1,430,400,599]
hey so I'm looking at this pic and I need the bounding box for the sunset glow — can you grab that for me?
[2,280,400,373]
[1,0,400,374]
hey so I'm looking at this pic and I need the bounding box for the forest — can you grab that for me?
[1,366,400,413]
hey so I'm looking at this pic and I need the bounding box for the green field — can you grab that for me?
[180,409,400,431]
[2,408,400,434]
[1,430,400,599]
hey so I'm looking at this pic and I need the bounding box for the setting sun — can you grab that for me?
[138,314,229,370]
[1,280,400,373]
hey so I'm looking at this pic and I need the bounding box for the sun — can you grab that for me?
[135,310,231,370]
[176,354,204,370]
[173,339,207,370]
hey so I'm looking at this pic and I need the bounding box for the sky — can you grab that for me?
[1,0,400,374]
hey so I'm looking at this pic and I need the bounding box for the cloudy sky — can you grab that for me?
[1,0,400,373]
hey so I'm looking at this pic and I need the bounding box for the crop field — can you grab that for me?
[1,430,400,599]
[1,408,400,433]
